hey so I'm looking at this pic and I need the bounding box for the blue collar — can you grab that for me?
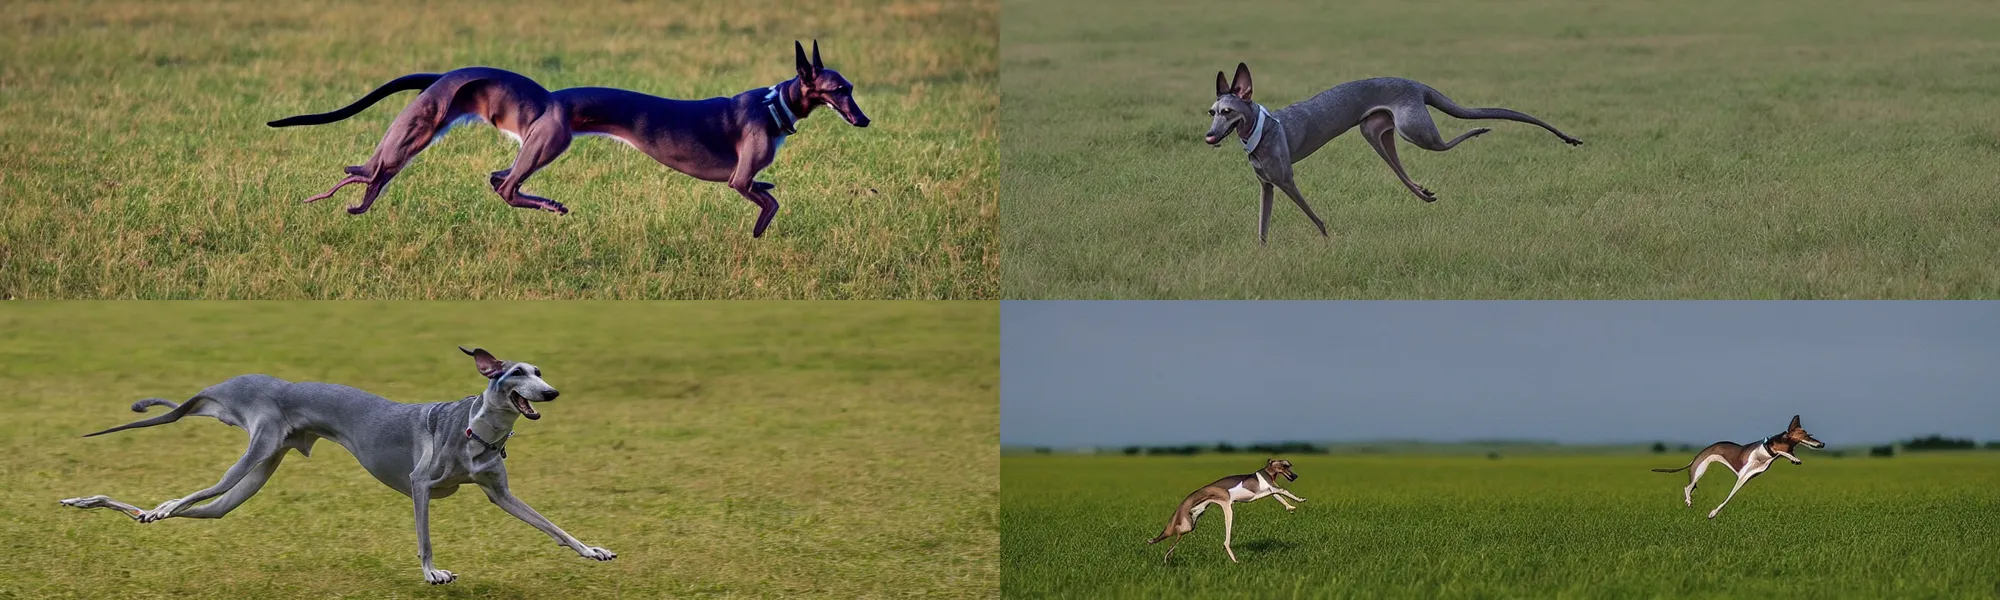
[1243,105,1277,153]
[765,82,800,136]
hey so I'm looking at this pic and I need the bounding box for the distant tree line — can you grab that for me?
[1118,441,1330,456]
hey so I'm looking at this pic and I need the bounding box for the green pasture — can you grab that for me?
[0,0,996,299]
[1002,454,2000,598]
[0,302,998,598]
[1002,0,2000,298]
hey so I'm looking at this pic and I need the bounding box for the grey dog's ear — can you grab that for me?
[460,346,504,378]
[1230,62,1253,100]
[1215,71,1229,97]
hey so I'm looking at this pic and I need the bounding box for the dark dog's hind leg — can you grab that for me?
[1360,111,1437,203]
[304,175,368,204]
[492,116,572,215]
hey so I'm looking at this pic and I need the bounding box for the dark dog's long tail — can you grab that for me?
[1421,86,1583,146]
[82,396,207,437]
[267,73,443,128]
[1652,463,1692,473]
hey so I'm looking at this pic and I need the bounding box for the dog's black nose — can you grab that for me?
[544,390,559,401]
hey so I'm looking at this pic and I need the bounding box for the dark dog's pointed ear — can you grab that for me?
[1215,71,1229,96]
[811,39,824,72]
[1230,62,1253,100]
[1789,415,1802,429]
[460,346,504,378]
[795,40,815,81]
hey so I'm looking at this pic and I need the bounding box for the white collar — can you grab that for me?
[1243,105,1277,153]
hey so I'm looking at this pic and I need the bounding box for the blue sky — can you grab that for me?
[1001,301,2000,447]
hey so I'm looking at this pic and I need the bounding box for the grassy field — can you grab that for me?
[0,0,996,299]
[1001,0,2000,298]
[1002,454,2000,598]
[0,302,997,598]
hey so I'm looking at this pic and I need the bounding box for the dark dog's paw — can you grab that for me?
[1564,137,1585,146]
[346,205,371,215]
[545,202,569,216]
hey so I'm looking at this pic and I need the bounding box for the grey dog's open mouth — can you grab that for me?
[510,391,541,420]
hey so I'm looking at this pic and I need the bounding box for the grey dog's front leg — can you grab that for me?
[412,484,456,585]
[1258,183,1275,245]
[479,483,616,561]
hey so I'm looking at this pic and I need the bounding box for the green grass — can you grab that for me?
[0,0,996,299]
[1001,0,2000,298]
[0,302,998,598]
[1002,454,2000,598]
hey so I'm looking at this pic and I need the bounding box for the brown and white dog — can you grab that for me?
[1145,459,1304,564]
[1654,415,1825,519]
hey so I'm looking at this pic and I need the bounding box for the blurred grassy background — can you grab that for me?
[1002,0,2000,298]
[0,302,997,598]
[1003,453,2000,598]
[0,0,996,299]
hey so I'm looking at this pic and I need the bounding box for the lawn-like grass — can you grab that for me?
[0,0,996,299]
[1002,454,2000,598]
[1001,0,2000,298]
[0,302,998,598]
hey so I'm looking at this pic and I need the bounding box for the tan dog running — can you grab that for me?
[1146,459,1303,564]
[1653,415,1825,519]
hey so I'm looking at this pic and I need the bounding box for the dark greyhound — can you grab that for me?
[269,40,869,237]
[1203,63,1582,243]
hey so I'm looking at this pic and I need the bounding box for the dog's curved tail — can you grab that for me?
[1420,85,1583,146]
[82,396,209,437]
[267,73,444,128]
[1651,463,1692,473]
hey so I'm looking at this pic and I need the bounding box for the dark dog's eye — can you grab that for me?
[1221,108,1232,115]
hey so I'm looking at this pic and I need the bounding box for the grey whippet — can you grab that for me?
[1653,415,1825,519]
[59,347,615,585]
[1204,63,1584,243]
[1146,459,1304,564]
[269,40,868,237]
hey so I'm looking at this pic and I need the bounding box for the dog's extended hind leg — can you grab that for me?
[1392,105,1490,152]
[1707,471,1758,519]
[348,110,446,215]
[136,433,285,522]
[303,175,368,204]
[171,451,288,519]
[1360,111,1437,203]
[492,116,573,215]
[58,495,148,519]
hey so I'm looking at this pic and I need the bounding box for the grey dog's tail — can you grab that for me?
[1420,86,1583,145]
[82,397,206,438]
[267,73,444,128]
